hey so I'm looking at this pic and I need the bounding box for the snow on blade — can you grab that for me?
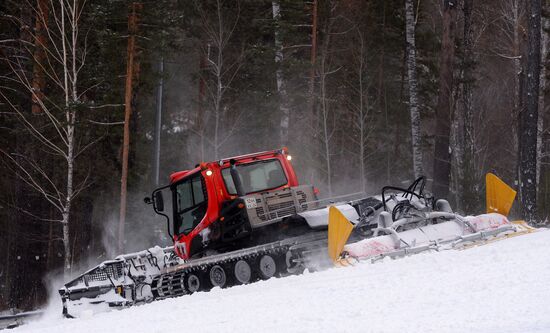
[14,230,550,333]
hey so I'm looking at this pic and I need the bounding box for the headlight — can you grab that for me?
[206,170,213,176]
[286,155,292,161]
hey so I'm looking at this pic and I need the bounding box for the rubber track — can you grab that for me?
[151,245,291,299]
[150,232,328,299]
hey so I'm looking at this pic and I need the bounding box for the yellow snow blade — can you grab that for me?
[486,173,516,216]
[328,206,354,263]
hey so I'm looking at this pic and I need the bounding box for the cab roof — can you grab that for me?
[169,148,288,184]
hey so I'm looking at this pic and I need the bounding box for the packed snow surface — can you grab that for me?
[15,230,550,333]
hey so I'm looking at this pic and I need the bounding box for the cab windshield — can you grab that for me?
[173,173,207,235]
[222,159,288,195]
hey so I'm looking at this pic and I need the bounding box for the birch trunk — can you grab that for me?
[319,15,333,197]
[320,59,332,197]
[60,0,72,276]
[62,0,79,275]
[404,0,423,180]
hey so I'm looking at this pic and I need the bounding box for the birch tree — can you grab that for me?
[316,2,339,197]
[195,0,245,160]
[346,26,374,194]
[0,0,90,276]
[404,0,423,180]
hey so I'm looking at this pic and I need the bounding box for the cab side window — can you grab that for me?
[174,174,208,235]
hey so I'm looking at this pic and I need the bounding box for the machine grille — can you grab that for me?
[247,185,316,227]
[295,190,308,210]
[85,262,124,282]
[256,207,267,221]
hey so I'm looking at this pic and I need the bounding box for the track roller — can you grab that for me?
[259,254,277,279]
[234,260,252,284]
[186,273,201,293]
[209,265,227,287]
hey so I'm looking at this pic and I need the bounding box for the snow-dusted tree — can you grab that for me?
[0,0,91,277]
[309,0,319,125]
[461,0,476,212]
[404,0,423,180]
[194,0,245,160]
[316,2,339,197]
[498,0,525,140]
[346,26,374,194]
[536,10,548,196]
[272,0,291,146]
[491,0,526,186]
[519,0,542,223]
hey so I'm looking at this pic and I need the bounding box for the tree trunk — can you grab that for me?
[536,12,548,197]
[213,3,224,161]
[379,2,391,184]
[62,114,76,276]
[357,29,368,193]
[405,0,423,179]
[320,53,332,197]
[272,0,290,147]
[31,0,49,114]
[462,0,476,212]
[153,59,164,186]
[512,0,523,195]
[309,0,318,122]
[519,0,541,223]
[119,3,139,253]
[433,0,456,198]
[198,47,206,161]
[319,11,334,197]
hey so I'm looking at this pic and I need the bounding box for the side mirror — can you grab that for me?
[154,191,164,212]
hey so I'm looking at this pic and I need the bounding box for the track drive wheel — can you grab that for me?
[234,260,252,284]
[209,265,227,288]
[186,273,201,293]
[259,254,277,279]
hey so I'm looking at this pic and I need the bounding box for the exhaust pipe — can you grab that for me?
[230,159,246,197]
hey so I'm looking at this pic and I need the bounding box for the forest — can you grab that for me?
[0,0,548,312]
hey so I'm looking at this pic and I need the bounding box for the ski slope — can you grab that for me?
[14,229,550,333]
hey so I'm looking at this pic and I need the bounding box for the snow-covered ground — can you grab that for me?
[13,229,550,333]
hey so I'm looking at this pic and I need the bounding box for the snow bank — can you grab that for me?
[14,230,550,333]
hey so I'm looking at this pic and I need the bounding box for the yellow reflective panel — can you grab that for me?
[328,206,354,263]
[486,173,517,216]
